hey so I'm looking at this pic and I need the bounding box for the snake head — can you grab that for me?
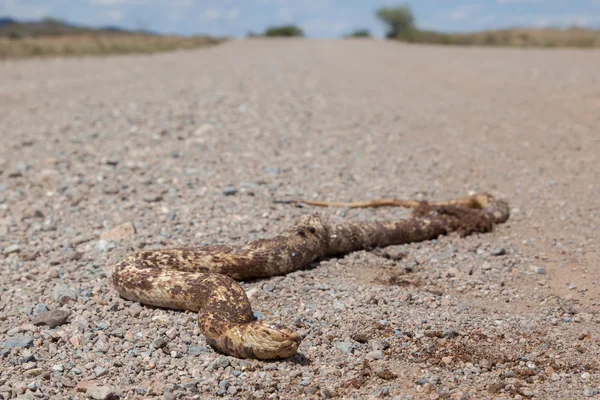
[240,321,301,360]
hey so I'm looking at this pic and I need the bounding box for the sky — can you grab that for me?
[1,0,600,38]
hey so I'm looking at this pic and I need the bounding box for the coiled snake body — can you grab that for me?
[111,193,509,360]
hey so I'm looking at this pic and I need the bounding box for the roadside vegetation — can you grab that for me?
[374,4,600,48]
[0,17,223,59]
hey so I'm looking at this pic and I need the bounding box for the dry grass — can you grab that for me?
[0,34,225,59]
[397,27,600,48]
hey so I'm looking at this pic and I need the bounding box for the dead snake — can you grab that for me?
[111,192,509,360]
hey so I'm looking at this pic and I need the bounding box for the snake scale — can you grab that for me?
[111,192,509,360]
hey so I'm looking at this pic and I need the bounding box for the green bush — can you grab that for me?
[263,25,304,37]
[376,5,415,38]
[345,29,371,38]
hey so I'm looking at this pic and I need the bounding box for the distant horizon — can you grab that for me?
[1,0,600,38]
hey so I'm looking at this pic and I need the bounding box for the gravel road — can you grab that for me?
[1,38,599,399]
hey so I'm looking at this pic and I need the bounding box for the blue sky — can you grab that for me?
[1,0,600,38]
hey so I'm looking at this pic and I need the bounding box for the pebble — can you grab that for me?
[32,309,70,328]
[34,303,49,315]
[86,383,120,400]
[52,285,78,304]
[188,346,209,355]
[100,222,136,241]
[366,350,384,360]
[128,304,143,317]
[334,341,354,354]
[263,283,275,292]
[143,193,163,202]
[2,335,34,349]
[222,186,238,196]
[491,248,506,256]
[581,372,591,380]
[219,380,230,389]
[2,244,20,254]
[530,265,546,274]
[208,356,230,370]
[165,327,178,339]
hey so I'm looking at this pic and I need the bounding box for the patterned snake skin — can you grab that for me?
[111,193,509,359]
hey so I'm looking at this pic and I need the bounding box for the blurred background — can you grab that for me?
[1,0,600,58]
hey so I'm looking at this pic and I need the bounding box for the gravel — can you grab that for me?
[1,39,599,399]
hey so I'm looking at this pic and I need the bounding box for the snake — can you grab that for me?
[111,192,509,360]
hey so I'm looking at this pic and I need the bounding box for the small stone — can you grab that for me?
[479,359,493,369]
[75,381,99,393]
[263,283,275,292]
[584,387,599,397]
[442,356,453,365]
[52,364,64,372]
[27,381,38,391]
[334,341,354,354]
[551,372,560,381]
[378,387,390,397]
[2,335,34,349]
[521,388,534,397]
[366,350,384,360]
[2,244,20,254]
[128,304,143,317]
[100,222,136,241]
[488,382,503,393]
[52,285,78,304]
[351,332,369,343]
[154,330,172,345]
[94,366,108,377]
[34,304,49,315]
[530,265,546,274]
[180,379,199,391]
[581,372,591,380]
[188,346,208,355]
[32,309,70,328]
[253,310,266,319]
[208,356,230,370]
[222,186,237,196]
[491,248,506,256]
[143,193,163,202]
[219,380,230,389]
[24,368,44,378]
[86,383,120,400]
[376,368,397,380]
[227,386,238,395]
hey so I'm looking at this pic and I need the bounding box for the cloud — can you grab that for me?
[449,4,482,20]
[202,7,221,20]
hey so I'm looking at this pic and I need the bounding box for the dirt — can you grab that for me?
[0,38,599,399]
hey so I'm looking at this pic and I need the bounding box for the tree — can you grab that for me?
[375,5,415,38]
[263,25,304,37]
[345,29,371,38]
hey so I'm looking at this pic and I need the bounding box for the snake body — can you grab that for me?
[111,193,509,359]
